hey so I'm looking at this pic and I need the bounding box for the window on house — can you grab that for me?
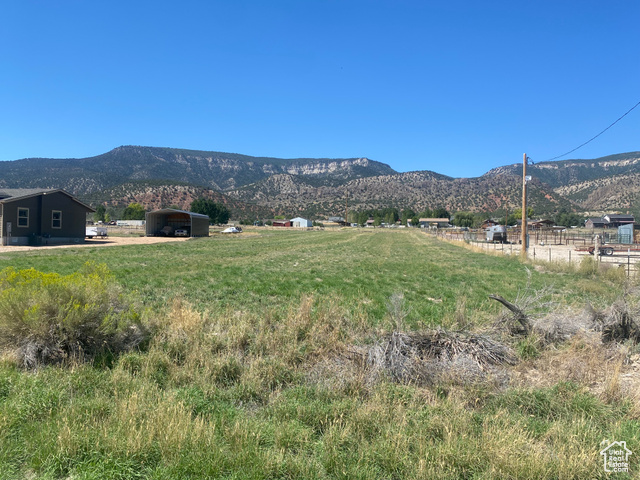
[17,208,29,227]
[52,210,62,229]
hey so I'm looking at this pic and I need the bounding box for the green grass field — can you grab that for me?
[0,229,638,479]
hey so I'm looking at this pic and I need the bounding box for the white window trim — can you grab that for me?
[52,210,62,229]
[17,207,29,228]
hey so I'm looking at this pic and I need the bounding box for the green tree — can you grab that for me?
[432,207,450,219]
[452,212,474,228]
[93,205,106,223]
[510,207,534,222]
[554,208,584,227]
[122,203,146,220]
[401,208,416,225]
[190,198,230,225]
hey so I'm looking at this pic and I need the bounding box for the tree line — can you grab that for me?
[93,198,231,224]
[346,207,451,226]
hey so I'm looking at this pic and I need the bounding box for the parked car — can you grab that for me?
[222,227,242,233]
[174,228,189,237]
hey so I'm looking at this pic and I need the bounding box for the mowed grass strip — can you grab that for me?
[0,229,615,327]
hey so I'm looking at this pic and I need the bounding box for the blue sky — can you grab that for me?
[1,1,638,177]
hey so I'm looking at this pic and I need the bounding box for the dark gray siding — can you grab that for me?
[1,191,92,246]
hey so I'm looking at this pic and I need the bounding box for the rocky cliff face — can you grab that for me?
[0,146,396,194]
[2,146,638,218]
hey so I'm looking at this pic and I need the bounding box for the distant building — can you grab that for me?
[291,217,312,228]
[272,220,292,227]
[419,218,451,228]
[603,214,634,228]
[585,217,607,229]
[585,214,634,229]
[0,189,94,246]
[145,208,210,237]
[528,219,555,229]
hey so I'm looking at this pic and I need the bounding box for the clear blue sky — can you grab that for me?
[1,1,638,177]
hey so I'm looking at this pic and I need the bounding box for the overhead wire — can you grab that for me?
[544,99,640,162]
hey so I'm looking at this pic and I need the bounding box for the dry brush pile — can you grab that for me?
[327,282,640,401]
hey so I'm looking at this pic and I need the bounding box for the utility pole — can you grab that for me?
[521,153,528,258]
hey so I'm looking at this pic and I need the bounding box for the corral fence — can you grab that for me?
[425,228,640,278]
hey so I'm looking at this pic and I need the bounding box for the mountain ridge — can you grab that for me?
[1,146,638,218]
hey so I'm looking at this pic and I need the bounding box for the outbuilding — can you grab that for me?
[617,223,639,244]
[145,209,210,237]
[0,189,95,246]
[291,217,312,228]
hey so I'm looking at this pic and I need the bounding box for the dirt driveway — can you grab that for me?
[0,235,189,253]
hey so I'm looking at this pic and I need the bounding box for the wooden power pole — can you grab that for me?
[521,153,528,257]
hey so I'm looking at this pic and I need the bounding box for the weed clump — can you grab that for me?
[0,263,146,369]
[367,329,517,387]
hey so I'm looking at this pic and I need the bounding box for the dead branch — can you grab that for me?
[489,294,531,334]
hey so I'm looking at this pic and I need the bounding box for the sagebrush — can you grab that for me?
[0,262,146,368]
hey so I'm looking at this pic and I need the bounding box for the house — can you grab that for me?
[291,217,312,228]
[419,218,450,228]
[604,214,634,228]
[0,189,94,246]
[586,214,634,229]
[585,217,607,229]
[145,208,210,237]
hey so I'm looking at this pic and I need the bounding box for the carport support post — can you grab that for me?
[521,153,528,258]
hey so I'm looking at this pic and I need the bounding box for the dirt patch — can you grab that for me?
[0,235,189,253]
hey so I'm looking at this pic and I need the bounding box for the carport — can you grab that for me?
[145,209,210,237]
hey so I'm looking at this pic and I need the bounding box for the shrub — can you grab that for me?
[578,256,598,276]
[0,263,146,368]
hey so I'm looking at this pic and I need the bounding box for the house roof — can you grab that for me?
[419,218,450,222]
[605,214,634,220]
[290,217,310,222]
[0,188,56,200]
[0,188,94,212]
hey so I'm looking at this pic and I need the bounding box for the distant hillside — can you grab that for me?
[0,146,396,193]
[80,181,275,220]
[485,152,640,214]
[1,146,638,218]
[228,170,571,218]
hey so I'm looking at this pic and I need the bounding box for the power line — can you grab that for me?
[545,99,640,162]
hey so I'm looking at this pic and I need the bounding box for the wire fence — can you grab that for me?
[426,228,640,279]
